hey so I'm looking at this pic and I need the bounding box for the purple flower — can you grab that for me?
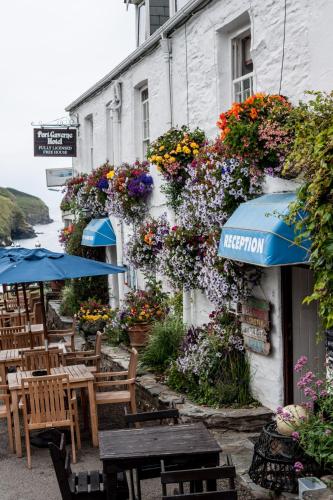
[96,177,109,191]
[291,431,300,441]
[294,461,304,473]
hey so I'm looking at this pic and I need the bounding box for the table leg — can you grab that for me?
[87,380,98,447]
[11,390,22,457]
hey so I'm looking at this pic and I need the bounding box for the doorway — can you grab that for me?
[282,266,325,404]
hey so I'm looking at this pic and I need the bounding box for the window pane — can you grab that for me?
[176,0,189,10]
[141,88,148,102]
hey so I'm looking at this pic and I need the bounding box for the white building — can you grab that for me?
[65,0,333,410]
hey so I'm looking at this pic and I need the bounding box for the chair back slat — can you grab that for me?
[161,463,237,500]
[22,348,61,371]
[163,492,237,499]
[22,374,71,425]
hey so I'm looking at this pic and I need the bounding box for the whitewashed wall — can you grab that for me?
[69,0,333,410]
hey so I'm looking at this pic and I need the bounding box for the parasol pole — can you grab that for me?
[22,283,32,346]
[15,283,21,324]
[39,282,48,348]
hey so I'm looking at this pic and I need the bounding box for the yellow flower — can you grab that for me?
[183,146,191,154]
[164,153,170,159]
[193,149,199,155]
[168,157,176,163]
[156,155,163,162]
[159,145,165,151]
[190,142,199,149]
[176,144,182,153]
[107,170,115,179]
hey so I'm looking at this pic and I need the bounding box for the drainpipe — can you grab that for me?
[160,35,173,129]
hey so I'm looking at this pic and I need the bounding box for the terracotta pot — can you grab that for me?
[128,322,152,347]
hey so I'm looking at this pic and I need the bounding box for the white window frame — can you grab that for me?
[231,28,254,103]
[141,86,150,159]
[137,1,149,46]
[85,115,94,171]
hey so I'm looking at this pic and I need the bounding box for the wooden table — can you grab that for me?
[99,423,221,500]
[7,364,98,457]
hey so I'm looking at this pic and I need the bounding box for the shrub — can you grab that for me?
[167,310,254,407]
[59,285,77,316]
[141,315,186,372]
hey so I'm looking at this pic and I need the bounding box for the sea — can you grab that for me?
[13,206,63,253]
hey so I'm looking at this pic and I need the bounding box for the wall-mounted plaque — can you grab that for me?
[241,297,271,355]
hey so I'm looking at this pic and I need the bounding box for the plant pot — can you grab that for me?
[128,323,152,347]
[50,280,65,292]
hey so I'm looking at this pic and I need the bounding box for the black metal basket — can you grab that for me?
[249,422,321,493]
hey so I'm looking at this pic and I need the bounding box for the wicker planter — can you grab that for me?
[249,422,321,494]
[128,323,152,347]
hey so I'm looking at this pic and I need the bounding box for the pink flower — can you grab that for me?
[276,406,283,415]
[291,431,300,441]
[320,390,328,397]
[294,356,308,372]
[294,461,304,473]
[316,379,324,387]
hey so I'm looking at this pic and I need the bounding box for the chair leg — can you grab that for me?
[136,469,142,500]
[74,400,81,450]
[6,413,14,453]
[25,428,32,469]
[130,390,137,415]
[70,424,77,464]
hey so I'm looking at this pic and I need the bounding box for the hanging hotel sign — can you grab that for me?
[241,297,271,356]
[34,128,77,157]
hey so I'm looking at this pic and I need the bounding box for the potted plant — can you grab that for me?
[114,279,168,347]
[77,298,114,341]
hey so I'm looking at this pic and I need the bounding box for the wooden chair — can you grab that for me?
[48,317,77,352]
[21,348,62,372]
[160,461,237,499]
[0,385,14,452]
[124,409,180,500]
[15,330,44,349]
[21,373,80,468]
[0,326,25,349]
[94,347,138,418]
[64,330,102,372]
[48,431,129,500]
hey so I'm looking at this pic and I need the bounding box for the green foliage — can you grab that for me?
[59,215,109,313]
[167,311,254,407]
[168,291,183,319]
[59,285,77,316]
[167,352,253,407]
[283,92,333,329]
[6,187,51,224]
[140,315,186,372]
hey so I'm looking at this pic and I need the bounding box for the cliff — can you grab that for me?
[0,188,52,247]
[6,188,52,225]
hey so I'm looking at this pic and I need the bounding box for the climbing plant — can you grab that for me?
[283,91,333,330]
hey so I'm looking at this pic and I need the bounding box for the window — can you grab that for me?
[137,1,147,46]
[85,115,94,170]
[175,0,189,11]
[141,87,150,158]
[232,31,253,103]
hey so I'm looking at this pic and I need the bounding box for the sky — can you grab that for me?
[0,0,135,217]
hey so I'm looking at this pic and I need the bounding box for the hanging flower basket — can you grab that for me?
[128,322,152,347]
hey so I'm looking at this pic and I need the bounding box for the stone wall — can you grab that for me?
[101,344,273,432]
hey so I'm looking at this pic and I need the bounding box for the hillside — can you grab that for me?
[0,188,51,247]
[6,188,52,225]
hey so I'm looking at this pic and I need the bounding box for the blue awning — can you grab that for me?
[218,193,311,267]
[81,218,116,247]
